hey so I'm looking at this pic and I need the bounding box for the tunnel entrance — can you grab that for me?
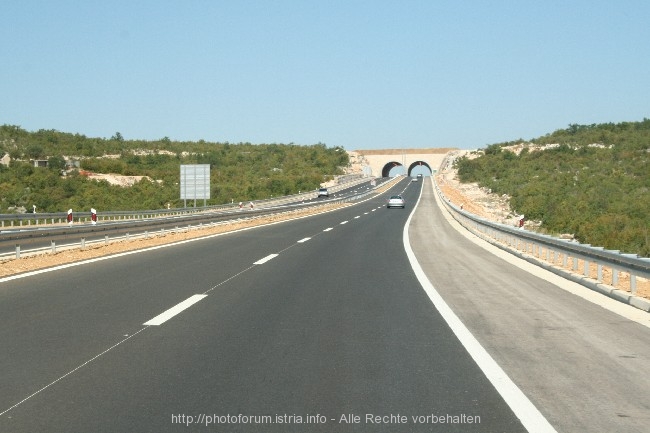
[380,160,434,178]
[407,160,433,177]
[382,161,406,177]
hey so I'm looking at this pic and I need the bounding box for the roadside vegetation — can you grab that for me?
[455,119,650,256]
[0,125,349,213]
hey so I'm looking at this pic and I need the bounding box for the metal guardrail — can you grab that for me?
[0,175,373,228]
[0,175,399,261]
[434,180,650,312]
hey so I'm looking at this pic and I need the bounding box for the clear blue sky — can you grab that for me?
[2,1,648,150]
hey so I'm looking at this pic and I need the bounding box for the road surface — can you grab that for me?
[1,177,648,432]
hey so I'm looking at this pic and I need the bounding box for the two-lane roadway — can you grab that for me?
[1,178,528,432]
[2,176,648,432]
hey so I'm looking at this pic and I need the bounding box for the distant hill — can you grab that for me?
[455,119,650,256]
[0,125,349,213]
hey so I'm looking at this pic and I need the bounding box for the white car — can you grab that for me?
[387,195,405,209]
[317,187,329,198]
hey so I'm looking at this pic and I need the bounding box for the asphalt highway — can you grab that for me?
[1,177,648,432]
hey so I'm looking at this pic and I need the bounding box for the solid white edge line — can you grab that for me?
[254,253,279,265]
[403,184,557,433]
[143,294,208,326]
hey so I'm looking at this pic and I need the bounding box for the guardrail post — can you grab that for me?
[630,275,637,295]
[597,263,603,282]
[584,259,590,277]
[81,237,85,249]
[51,240,56,254]
[612,269,619,286]
[15,244,20,259]
[105,235,109,245]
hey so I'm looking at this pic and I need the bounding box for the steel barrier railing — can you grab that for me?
[434,179,650,312]
[0,175,373,228]
[0,176,401,261]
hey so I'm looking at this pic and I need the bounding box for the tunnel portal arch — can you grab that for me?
[381,161,406,177]
[407,160,433,177]
[380,160,433,177]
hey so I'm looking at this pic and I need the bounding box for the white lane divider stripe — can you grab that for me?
[323,228,333,232]
[297,237,311,243]
[143,294,208,326]
[340,221,348,225]
[254,253,279,265]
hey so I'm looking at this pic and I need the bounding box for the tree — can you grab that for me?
[26,144,44,160]
[48,155,67,172]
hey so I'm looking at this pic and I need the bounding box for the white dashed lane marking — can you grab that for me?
[143,295,208,326]
[254,254,279,265]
